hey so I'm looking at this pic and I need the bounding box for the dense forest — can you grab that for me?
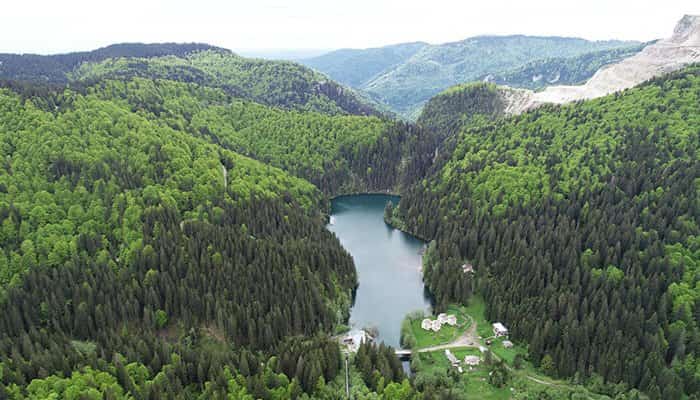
[0,84,362,397]
[0,48,432,398]
[0,43,224,84]
[416,82,510,135]
[1,45,385,117]
[0,38,698,399]
[70,51,386,117]
[78,77,435,196]
[396,66,700,398]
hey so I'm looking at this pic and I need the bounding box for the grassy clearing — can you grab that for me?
[406,304,472,348]
[410,297,615,399]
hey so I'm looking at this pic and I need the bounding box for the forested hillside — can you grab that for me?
[0,84,374,397]
[69,77,434,195]
[416,82,511,135]
[395,66,700,398]
[301,42,427,87]
[481,43,648,90]
[71,51,385,117]
[0,43,223,83]
[1,44,386,117]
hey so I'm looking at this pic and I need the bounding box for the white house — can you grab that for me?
[464,355,480,366]
[446,315,457,326]
[437,313,448,324]
[502,340,514,348]
[431,320,442,332]
[493,322,508,337]
[462,263,474,273]
[478,346,488,353]
[343,329,369,352]
[421,319,432,331]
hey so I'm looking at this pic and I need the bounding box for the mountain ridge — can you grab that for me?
[302,35,641,118]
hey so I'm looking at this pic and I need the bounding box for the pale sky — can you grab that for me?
[2,0,698,55]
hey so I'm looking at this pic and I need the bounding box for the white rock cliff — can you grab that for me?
[506,15,700,115]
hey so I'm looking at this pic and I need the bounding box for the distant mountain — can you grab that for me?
[302,36,640,119]
[0,43,224,83]
[0,44,385,117]
[301,42,427,87]
[481,43,648,90]
[236,49,333,60]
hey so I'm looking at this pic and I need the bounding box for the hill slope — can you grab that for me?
[1,43,385,117]
[396,65,700,398]
[301,42,427,87]
[0,43,223,83]
[0,79,371,397]
[303,36,639,118]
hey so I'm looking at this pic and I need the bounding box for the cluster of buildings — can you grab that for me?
[421,313,458,332]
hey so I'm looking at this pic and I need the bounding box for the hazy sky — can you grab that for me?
[2,0,699,54]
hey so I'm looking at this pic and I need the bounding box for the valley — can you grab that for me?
[0,9,698,400]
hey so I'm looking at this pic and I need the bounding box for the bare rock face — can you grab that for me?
[508,15,700,114]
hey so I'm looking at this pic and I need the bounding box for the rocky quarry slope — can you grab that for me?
[506,15,700,114]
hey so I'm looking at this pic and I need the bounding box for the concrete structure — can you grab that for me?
[464,355,481,366]
[493,322,508,337]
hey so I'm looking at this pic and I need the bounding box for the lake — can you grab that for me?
[328,194,431,348]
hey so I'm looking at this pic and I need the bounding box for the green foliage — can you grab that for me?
[0,78,362,397]
[73,77,433,196]
[154,309,168,329]
[398,65,700,397]
[417,82,507,136]
[71,50,382,116]
[354,342,405,392]
[305,35,639,118]
[24,367,127,399]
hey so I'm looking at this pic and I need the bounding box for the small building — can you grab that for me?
[462,263,474,273]
[464,355,481,366]
[343,329,370,352]
[431,320,442,332]
[478,346,488,353]
[437,313,448,324]
[446,315,458,326]
[445,349,459,365]
[502,340,514,348]
[493,322,508,337]
[421,319,432,331]
[457,366,464,373]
